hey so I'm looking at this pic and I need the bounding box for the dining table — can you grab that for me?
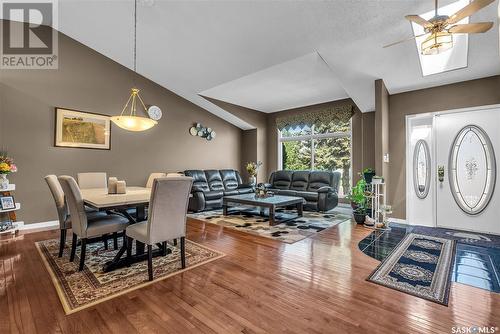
[81,186,169,272]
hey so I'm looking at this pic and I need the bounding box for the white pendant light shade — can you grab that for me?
[110,115,157,132]
[111,88,157,132]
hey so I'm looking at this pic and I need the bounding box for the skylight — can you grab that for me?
[411,0,469,76]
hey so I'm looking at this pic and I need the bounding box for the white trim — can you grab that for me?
[389,217,407,225]
[19,220,59,233]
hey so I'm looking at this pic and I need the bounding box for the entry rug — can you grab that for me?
[189,207,351,243]
[36,238,225,314]
[367,233,456,305]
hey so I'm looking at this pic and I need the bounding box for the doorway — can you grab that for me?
[406,105,500,234]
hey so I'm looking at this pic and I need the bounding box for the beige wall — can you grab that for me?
[205,98,268,182]
[388,75,500,219]
[0,29,242,224]
[374,79,389,186]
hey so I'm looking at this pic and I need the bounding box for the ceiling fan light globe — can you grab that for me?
[421,31,453,55]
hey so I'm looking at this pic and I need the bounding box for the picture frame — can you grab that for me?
[55,107,111,150]
[0,195,15,210]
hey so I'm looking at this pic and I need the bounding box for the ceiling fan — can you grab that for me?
[384,0,495,55]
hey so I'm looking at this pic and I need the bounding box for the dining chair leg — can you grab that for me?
[147,245,153,281]
[162,241,167,256]
[79,238,87,271]
[126,237,133,266]
[180,237,186,269]
[173,238,177,246]
[70,233,77,262]
[113,232,118,250]
[103,234,109,250]
[58,229,67,258]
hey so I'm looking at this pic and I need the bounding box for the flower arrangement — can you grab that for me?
[0,152,17,174]
[245,161,262,177]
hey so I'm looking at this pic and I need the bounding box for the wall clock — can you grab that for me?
[147,105,162,121]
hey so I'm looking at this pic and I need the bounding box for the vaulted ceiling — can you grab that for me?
[27,1,500,128]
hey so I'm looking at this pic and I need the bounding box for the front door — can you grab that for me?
[435,106,500,234]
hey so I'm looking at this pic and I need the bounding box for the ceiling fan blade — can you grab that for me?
[383,33,427,48]
[448,22,494,33]
[447,0,495,25]
[405,15,433,28]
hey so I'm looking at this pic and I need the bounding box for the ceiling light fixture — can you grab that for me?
[110,0,161,132]
[421,31,453,55]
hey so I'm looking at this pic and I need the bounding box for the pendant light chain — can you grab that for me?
[134,0,137,73]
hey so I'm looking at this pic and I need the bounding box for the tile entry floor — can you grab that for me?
[358,224,500,293]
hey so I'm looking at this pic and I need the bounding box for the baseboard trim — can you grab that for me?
[389,218,407,225]
[19,220,59,233]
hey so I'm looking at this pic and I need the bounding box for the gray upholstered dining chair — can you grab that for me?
[45,175,111,257]
[146,172,167,188]
[44,175,72,258]
[77,172,107,189]
[58,175,130,271]
[126,176,193,281]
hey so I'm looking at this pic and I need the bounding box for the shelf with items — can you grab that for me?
[0,183,20,236]
[365,182,391,230]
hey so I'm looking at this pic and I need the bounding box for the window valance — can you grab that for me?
[275,104,354,130]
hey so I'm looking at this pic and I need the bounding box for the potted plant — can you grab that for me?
[347,179,368,224]
[363,167,376,184]
[0,152,17,190]
[245,161,262,186]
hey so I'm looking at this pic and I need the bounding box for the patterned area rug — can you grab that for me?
[188,207,351,243]
[367,233,456,305]
[36,238,225,314]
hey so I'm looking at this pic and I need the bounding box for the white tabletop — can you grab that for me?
[81,187,151,209]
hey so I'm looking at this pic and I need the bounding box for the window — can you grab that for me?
[278,120,352,197]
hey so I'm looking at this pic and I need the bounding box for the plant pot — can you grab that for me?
[363,172,376,184]
[248,176,256,186]
[353,211,366,224]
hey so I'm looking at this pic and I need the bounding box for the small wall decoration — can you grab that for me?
[189,123,216,141]
[55,108,111,150]
[0,195,15,210]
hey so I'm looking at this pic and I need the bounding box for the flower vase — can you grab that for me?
[249,175,256,186]
[0,174,9,190]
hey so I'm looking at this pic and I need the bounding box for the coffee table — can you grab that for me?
[222,194,305,226]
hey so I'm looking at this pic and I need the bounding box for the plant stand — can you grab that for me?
[366,182,389,230]
[0,184,21,236]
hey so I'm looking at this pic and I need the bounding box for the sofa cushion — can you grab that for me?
[290,171,310,191]
[237,187,254,195]
[271,170,293,189]
[307,171,333,192]
[184,170,209,192]
[220,169,240,190]
[205,170,224,191]
[223,189,239,196]
[204,190,224,200]
[295,191,318,202]
[275,189,297,197]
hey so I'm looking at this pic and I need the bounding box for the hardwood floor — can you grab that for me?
[1,218,499,333]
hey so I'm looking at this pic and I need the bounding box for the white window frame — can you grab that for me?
[277,121,353,192]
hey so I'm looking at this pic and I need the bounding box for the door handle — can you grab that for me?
[438,166,445,182]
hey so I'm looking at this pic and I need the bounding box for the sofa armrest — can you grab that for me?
[317,186,334,194]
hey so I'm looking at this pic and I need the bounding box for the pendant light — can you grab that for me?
[110,0,161,132]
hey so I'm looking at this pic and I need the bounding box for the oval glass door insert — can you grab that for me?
[413,139,431,199]
[449,125,496,215]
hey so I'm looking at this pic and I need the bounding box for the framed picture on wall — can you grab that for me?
[0,195,15,210]
[55,108,111,150]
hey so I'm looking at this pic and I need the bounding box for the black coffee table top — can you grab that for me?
[223,193,304,207]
